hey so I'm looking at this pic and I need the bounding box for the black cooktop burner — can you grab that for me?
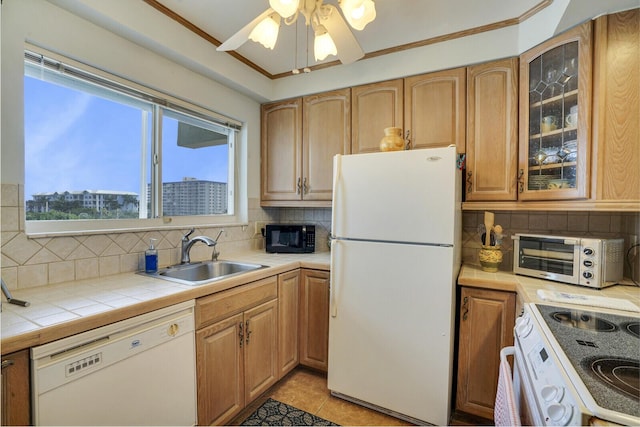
[536,304,640,418]
[623,321,640,339]
[582,357,640,400]
[551,311,618,332]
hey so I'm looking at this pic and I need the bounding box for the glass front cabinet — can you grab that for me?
[519,22,592,200]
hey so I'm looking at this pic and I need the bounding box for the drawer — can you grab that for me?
[195,276,277,328]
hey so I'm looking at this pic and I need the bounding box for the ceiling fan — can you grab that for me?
[217,0,376,65]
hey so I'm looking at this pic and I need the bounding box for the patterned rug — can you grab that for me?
[241,398,339,426]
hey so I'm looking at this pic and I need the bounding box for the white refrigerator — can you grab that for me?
[328,146,461,426]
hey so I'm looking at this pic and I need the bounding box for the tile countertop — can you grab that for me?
[458,264,640,309]
[1,250,330,355]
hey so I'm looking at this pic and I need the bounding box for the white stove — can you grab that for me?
[514,303,640,426]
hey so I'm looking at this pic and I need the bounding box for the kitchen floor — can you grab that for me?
[230,367,414,426]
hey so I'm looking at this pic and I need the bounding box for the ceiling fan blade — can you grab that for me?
[322,4,364,64]
[217,8,274,51]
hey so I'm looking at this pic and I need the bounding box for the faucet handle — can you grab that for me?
[182,228,195,241]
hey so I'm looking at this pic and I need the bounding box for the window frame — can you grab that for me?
[24,47,246,237]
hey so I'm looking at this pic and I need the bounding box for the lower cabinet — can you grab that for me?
[455,286,516,421]
[1,349,31,426]
[277,270,300,379]
[299,269,330,372]
[195,276,278,426]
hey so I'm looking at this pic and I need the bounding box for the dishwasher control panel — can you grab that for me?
[66,352,102,377]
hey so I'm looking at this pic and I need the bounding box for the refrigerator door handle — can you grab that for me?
[331,154,342,235]
[329,239,340,318]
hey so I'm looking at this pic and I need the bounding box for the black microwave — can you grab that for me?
[265,224,315,253]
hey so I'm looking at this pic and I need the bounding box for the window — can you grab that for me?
[24,49,241,235]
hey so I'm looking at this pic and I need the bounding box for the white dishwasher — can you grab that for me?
[31,300,197,426]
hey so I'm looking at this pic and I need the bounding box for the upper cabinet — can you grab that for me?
[303,89,351,202]
[465,58,519,201]
[261,99,302,203]
[518,21,593,201]
[351,79,404,154]
[592,9,640,203]
[405,68,466,153]
[261,89,350,206]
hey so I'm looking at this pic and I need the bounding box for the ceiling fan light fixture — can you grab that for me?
[269,0,300,19]
[249,14,281,49]
[314,24,337,61]
[339,0,376,30]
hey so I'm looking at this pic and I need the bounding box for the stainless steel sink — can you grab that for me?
[142,260,268,286]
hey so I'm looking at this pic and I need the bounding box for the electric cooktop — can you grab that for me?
[535,304,640,419]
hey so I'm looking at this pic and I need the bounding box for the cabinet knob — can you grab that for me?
[462,296,469,321]
[466,171,473,193]
[297,178,302,194]
[238,322,244,348]
[1,359,15,369]
[245,320,252,344]
[517,169,525,193]
[303,177,309,194]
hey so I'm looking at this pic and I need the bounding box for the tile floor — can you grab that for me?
[230,367,414,426]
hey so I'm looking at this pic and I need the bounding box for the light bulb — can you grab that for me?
[269,0,299,19]
[314,25,337,61]
[249,14,281,49]
[340,0,376,30]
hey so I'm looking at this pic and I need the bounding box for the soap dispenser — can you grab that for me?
[145,238,158,273]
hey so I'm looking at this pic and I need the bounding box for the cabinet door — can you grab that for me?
[244,299,278,403]
[352,80,404,154]
[1,350,31,426]
[405,68,466,153]
[519,21,592,200]
[261,98,302,201]
[196,313,244,426]
[593,9,640,201]
[303,89,351,201]
[466,58,519,201]
[456,287,515,420]
[278,270,300,378]
[299,269,330,372]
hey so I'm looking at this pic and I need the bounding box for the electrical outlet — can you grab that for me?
[255,221,267,236]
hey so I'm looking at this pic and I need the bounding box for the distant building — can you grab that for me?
[27,190,138,213]
[150,178,227,216]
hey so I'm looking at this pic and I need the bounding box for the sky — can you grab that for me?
[24,76,229,200]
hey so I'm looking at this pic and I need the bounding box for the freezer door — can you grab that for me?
[328,239,457,425]
[332,147,460,245]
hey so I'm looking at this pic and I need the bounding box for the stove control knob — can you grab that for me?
[547,402,573,426]
[583,271,594,279]
[583,259,593,267]
[516,316,533,338]
[541,385,564,402]
[583,247,594,256]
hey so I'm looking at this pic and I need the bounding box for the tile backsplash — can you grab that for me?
[0,183,332,290]
[2,182,638,289]
[462,210,640,281]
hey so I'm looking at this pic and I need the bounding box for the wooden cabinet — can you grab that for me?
[261,98,302,203]
[518,21,593,201]
[455,287,516,420]
[299,269,330,372]
[261,89,350,206]
[1,350,31,426]
[303,89,351,201]
[351,79,404,154]
[277,270,300,379]
[405,67,466,153]
[195,276,278,426]
[465,58,519,201]
[592,9,640,203]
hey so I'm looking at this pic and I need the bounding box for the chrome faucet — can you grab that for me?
[180,228,217,264]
